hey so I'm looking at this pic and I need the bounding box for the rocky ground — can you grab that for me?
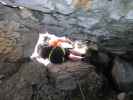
[0,0,133,100]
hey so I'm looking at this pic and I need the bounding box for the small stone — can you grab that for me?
[117,92,127,100]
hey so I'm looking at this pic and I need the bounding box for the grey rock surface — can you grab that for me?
[112,57,133,92]
[0,5,105,100]
[0,61,47,100]
[0,4,39,61]
[0,0,132,37]
[0,60,104,100]
[0,0,133,100]
[4,0,131,55]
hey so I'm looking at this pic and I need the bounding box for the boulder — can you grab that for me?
[112,57,133,92]
[0,61,47,100]
[47,61,95,91]
[0,60,105,100]
[39,61,104,100]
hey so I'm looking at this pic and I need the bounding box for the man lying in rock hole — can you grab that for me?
[30,32,88,66]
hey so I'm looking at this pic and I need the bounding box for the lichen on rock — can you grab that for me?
[0,31,23,62]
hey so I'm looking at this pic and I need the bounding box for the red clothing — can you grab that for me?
[48,39,64,48]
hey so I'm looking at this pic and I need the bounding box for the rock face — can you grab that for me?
[0,0,133,36]
[1,0,133,54]
[0,28,23,62]
[0,0,133,100]
[0,60,104,100]
[112,57,133,92]
[0,4,105,100]
[47,61,97,91]
[0,3,39,60]
[0,61,47,100]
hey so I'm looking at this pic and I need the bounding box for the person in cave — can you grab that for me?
[34,32,86,65]
[40,32,85,64]
[31,33,87,65]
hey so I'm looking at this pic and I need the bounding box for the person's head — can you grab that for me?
[49,47,68,64]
